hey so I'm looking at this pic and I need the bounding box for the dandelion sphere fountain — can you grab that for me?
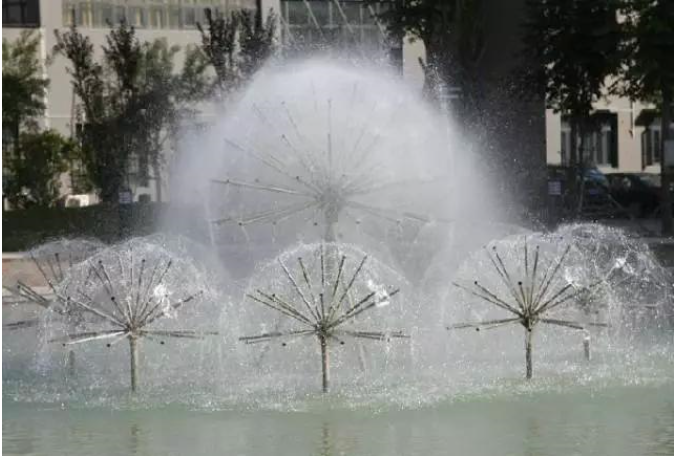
[239,242,408,393]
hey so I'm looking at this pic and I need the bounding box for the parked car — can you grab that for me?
[605,173,661,217]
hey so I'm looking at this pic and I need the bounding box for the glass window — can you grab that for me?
[601,129,611,165]
[63,2,75,26]
[149,5,166,28]
[78,2,93,27]
[115,5,126,24]
[338,2,361,23]
[310,2,330,26]
[90,1,115,27]
[129,6,147,28]
[287,1,308,25]
[642,123,662,167]
[3,0,40,27]
[642,130,653,166]
[184,6,197,27]
[168,5,182,28]
[653,129,661,161]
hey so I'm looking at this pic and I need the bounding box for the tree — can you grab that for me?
[197,7,277,97]
[54,22,210,203]
[376,1,457,101]
[4,130,76,208]
[615,0,673,234]
[237,8,277,80]
[2,31,49,151]
[521,0,621,207]
[197,8,240,94]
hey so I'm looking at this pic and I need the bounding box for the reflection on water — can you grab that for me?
[3,385,673,456]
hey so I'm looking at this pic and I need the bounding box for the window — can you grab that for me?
[168,4,182,27]
[114,5,126,24]
[61,1,241,30]
[69,159,90,194]
[642,123,661,168]
[183,6,197,27]
[287,1,309,25]
[128,6,147,27]
[98,3,115,26]
[560,130,570,164]
[560,114,618,168]
[281,0,392,58]
[311,2,330,27]
[149,5,166,28]
[3,0,40,27]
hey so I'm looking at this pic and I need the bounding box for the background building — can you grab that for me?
[2,0,427,204]
[546,98,665,176]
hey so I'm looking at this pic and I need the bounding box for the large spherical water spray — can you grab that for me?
[171,61,501,278]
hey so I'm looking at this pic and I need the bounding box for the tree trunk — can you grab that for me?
[152,155,162,203]
[67,350,76,377]
[324,203,339,243]
[566,117,580,216]
[525,328,533,380]
[660,91,673,235]
[129,336,139,393]
[319,333,329,393]
[583,331,591,361]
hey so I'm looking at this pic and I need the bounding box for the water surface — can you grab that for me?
[4,384,672,456]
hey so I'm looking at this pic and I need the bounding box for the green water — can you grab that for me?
[3,385,672,456]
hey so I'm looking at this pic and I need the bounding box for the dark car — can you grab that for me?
[606,173,661,217]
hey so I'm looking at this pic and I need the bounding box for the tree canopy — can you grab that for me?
[4,130,77,208]
[2,31,49,149]
[54,21,210,202]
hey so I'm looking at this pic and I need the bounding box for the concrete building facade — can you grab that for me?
[2,0,426,204]
[546,97,664,176]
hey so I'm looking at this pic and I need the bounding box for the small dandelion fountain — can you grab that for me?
[239,243,408,392]
[449,241,608,379]
[51,241,218,392]
[3,239,103,330]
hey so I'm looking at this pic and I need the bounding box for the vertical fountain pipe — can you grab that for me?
[129,336,139,393]
[319,332,329,393]
[525,327,533,380]
[583,331,591,361]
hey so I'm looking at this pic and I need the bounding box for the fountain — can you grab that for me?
[449,239,608,379]
[2,62,672,456]
[169,61,498,278]
[554,223,673,328]
[48,239,219,392]
[3,238,104,331]
[239,242,407,392]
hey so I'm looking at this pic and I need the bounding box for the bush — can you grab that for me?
[4,130,79,208]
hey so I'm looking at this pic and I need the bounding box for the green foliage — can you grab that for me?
[521,0,621,118]
[53,22,210,202]
[614,0,673,106]
[2,204,161,251]
[197,7,277,95]
[4,130,76,208]
[238,8,277,80]
[376,0,457,99]
[1,202,211,252]
[2,31,49,147]
[198,8,239,92]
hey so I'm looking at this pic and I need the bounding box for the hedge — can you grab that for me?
[2,203,208,252]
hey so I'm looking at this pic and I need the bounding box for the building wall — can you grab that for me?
[545,97,662,176]
[3,0,427,204]
[3,0,258,203]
